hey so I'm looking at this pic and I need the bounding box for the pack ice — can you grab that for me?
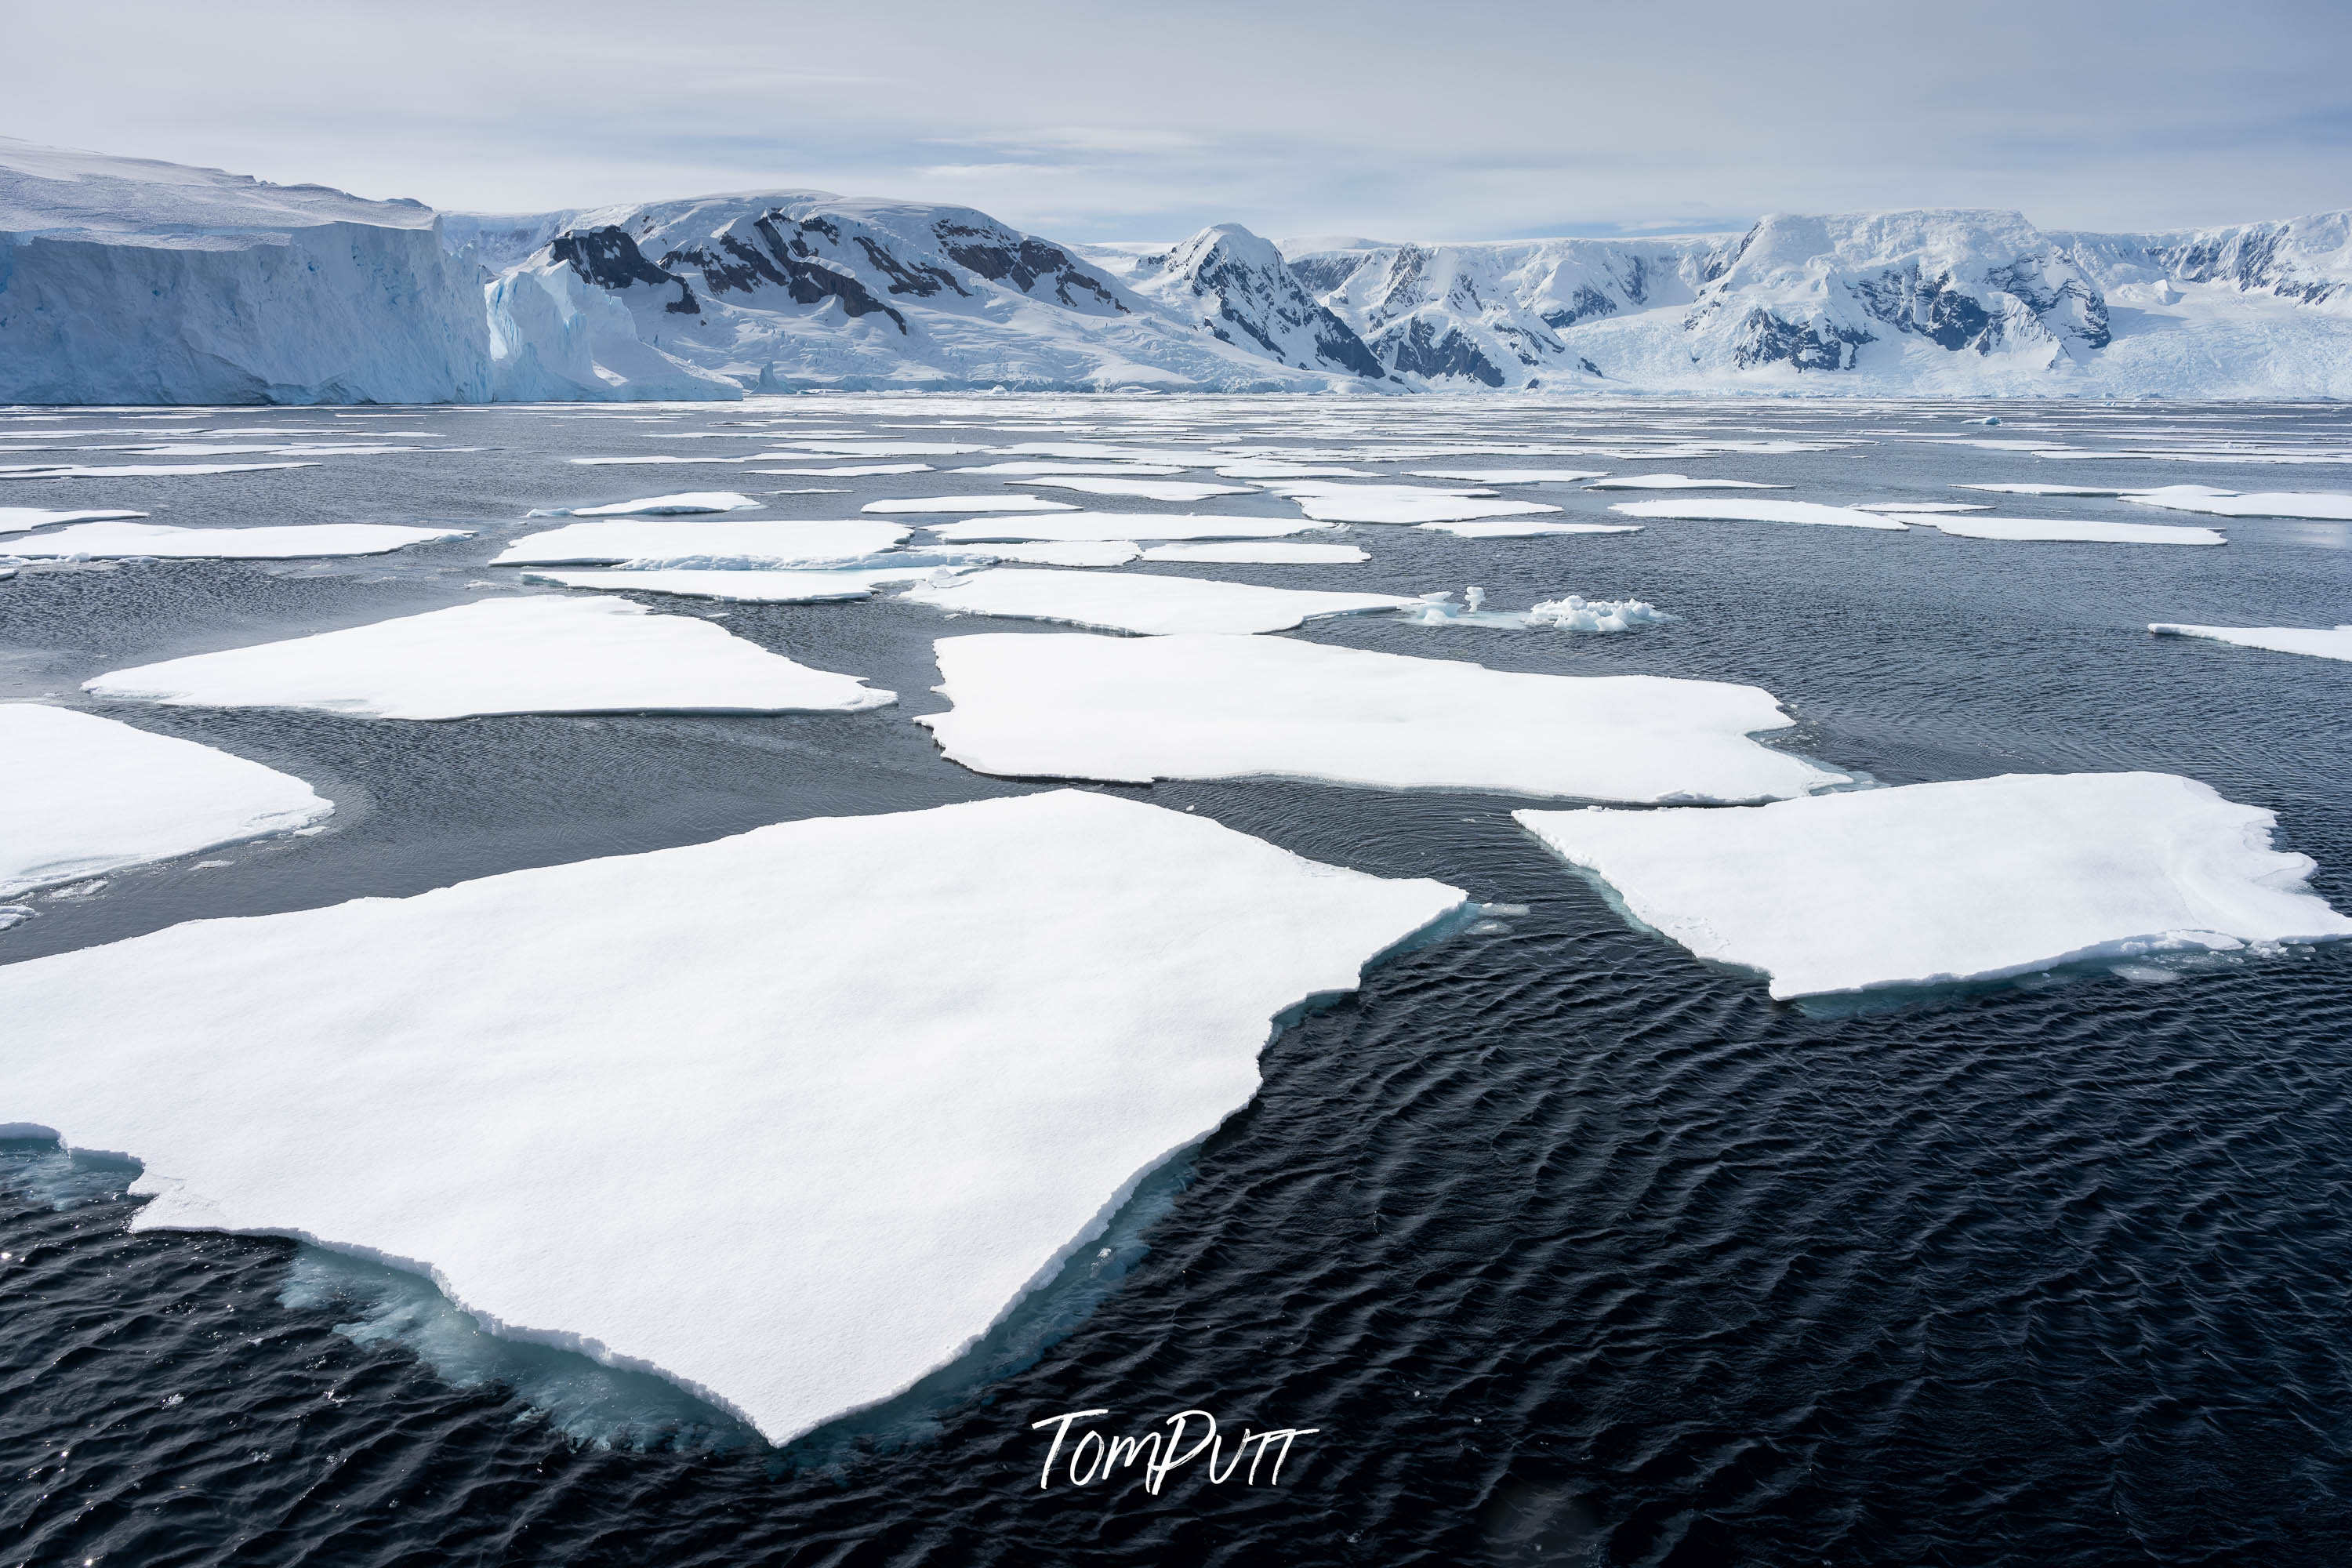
[518,568,916,604]
[900,568,1417,636]
[1518,773,2352,999]
[1264,481,1563,526]
[0,789,1464,1443]
[0,704,332,897]
[2123,487,2352,521]
[921,633,1845,801]
[1583,475,1786,490]
[2151,623,2352,663]
[1139,542,1369,564]
[924,513,1331,544]
[1896,514,2226,546]
[5,521,473,559]
[1609,499,1907,530]
[491,519,907,568]
[84,597,893,719]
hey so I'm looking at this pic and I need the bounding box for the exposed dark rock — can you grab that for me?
[933,223,1124,311]
[658,217,909,332]
[1728,309,1871,371]
[1540,285,1618,329]
[550,227,699,315]
[1375,316,1506,385]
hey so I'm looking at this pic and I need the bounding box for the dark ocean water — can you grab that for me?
[4,397,2350,1565]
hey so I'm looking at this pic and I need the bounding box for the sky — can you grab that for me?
[9,0,2348,242]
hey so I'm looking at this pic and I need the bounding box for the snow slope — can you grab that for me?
[0,136,490,405]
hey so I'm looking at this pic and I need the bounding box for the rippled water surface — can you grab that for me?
[5,397,2350,1566]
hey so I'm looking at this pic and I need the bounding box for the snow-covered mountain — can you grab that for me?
[0,136,488,405]
[2,136,2348,403]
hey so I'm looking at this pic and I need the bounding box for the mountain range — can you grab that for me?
[4,136,2349,403]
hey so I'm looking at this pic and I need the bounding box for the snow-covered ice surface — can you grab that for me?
[4,521,472,559]
[491,519,907,568]
[1516,773,2352,1000]
[517,569,896,604]
[83,597,893,719]
[923,512,1331,543]
[0,704,332,897]
[921,633,1844,800]
[0,463,318,480]
[899,569,1416,636]
[0,789,1465,1444]
[862,495,1076,514]
[1417,521,1644,538]
[1009,477,1252,502]
[2151,623,2352,662]
[1138,541,1370,564]
[0,506,145,534]
[2122,487,2352,521]
[950,541,1140,567]
[535,492,764,517]
[1265,482,1564,526]
[1609,499,1909,530]
[1583,475,1788,490]
[1896,514,2227,546]
[1406,470,1609,485]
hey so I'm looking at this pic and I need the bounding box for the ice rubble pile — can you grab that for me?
[0,790,1465,1443]
[1517,773,2352,999]
[0,704,332,897]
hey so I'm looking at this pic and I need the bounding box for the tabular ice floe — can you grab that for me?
[1582,474,1787,491]
[518,569,902,604]
[921,633,1846,802]
[528,492,764,517]
[901,568,1416,636]
[2123,486,2352,521]
[1417,521,1643,538]
[1262,481,1563,526]
[1609,499,1906,530]
[1011,477,1252,502]
[1896,514,2226,546]
[5,521,474,559]
[492,519,909,568]
[0,704,332,898]
[0,789,1464,1445]
[925,512,1333,544]
[1516,772,2352,1000]
[1139,541,1370,564]
[2151,622,2352,663]
[0,463,319,480]
[862,495,1077,514]
[84,597,894,720]
[1406,469,1610,485]
[0,507,147,534]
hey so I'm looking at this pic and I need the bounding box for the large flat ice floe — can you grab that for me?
[0,463,318,480]
[900,568,1416,636]
[2151,622,2352,663]
[1897,514,2227,546]
[924,512,1331,544]
[517,568,918,604]
[1516,772,2352,999]
[862,495,1076,514]
[85,598,893,719]
[1583,475,1786,491]
[2123,486,2352,521]
[1265,481,1563,526]
[491,519,908,568]
[921,633,1846,800]
[0,506,145,534]
[1609,499,1907,530]
[1407,469,1609,485]
[0,789,1464,1444]
[0,704,332,898]
[1139,541,1370,564]
[5,521,473,559]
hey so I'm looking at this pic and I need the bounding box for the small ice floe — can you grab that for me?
[1897,514,2225,546]
[1516,772,2352,1000]
[1261,481,1563,526]
[1852,502,1988,514]
[862,495,1077,514]
[2122,486,2352,521]
[518,569,895,604]
[750,463,934,477]
[1407,469,1610,485]
[1608,499,1906,530]
[921,633,1845,802]
[492,520,908,569]
[0,789,1463,1445]
[925,512,1332,544]
[84,597,894,720]
[0,906,32,932]
[5,522,474,559]
[0,463,318,481]
[1417,521,1642,538]
[1582,474,1785,490]
[1010,477,1253,502]
[527,492,764,517]
[0,507,147,535]
[0,704,331,898]
[1955,483,2133,497]
[2150,622,2352,663]
[901,568,1416,636]
[1138,542,1369,564]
